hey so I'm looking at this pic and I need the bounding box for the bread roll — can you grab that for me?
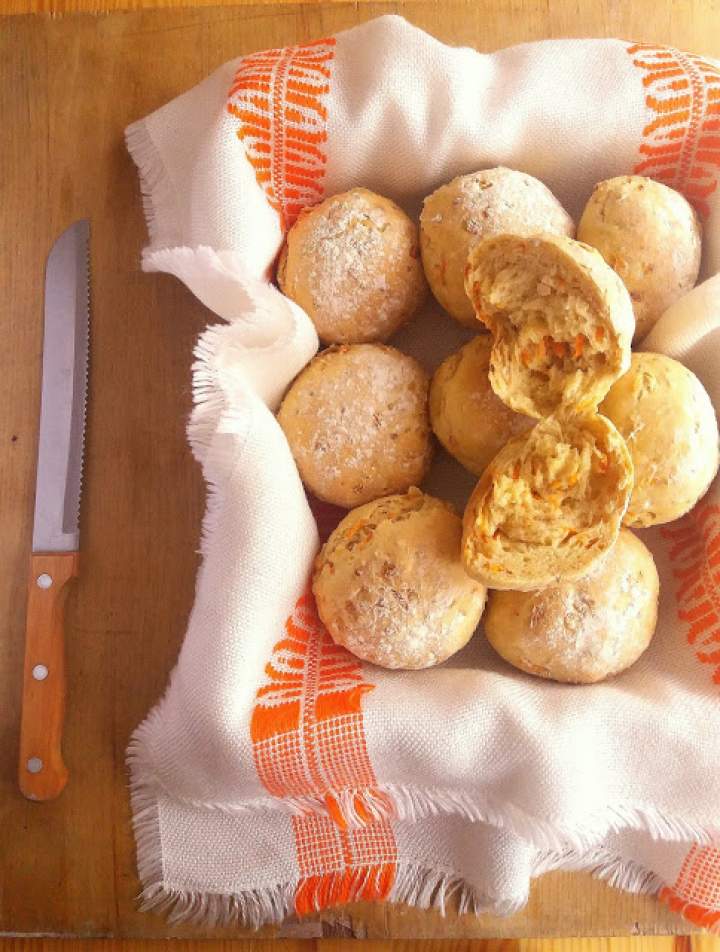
[464,233,634,418]
[577,175,701,341]
[462,412,633,591]
[420,168,574,327]
[484,528,659,683]
[429,335,533,476]
[600,352,719,527]
[278,344,433,509]
[277,188,427,343]
[313,488,487,669]
[278,343,433,509]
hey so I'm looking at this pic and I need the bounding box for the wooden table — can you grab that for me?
[2,0,720,940]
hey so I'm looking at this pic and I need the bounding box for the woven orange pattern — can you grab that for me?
[662,502,720,686]
[251,590,377,797]
[661,503,720,928]
[628,43,720,218]
[250,588,397,913]
[292,812,397,915]
[661,844,720,929]
[227,37,335,230]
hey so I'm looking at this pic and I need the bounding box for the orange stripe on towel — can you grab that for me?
[660,844,720,929]
[662,503,720,685]
[250,586,397,915]
[226,37,336,230]
[628,43,720,218]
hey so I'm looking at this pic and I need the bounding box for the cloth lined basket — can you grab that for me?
[126,16,720,930]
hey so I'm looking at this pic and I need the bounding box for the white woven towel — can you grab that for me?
[126,16,720,930]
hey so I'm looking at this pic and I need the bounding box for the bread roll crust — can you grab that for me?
[577,175,701,341]
[429,335,533,476]
[600,352,719,527]
[464,233,634,418]
[484,528,659,683]
[278,344,433,508]
[462,412,633,591]
[420,167,574,327]
[313,488,487,669]
[278,187,427,344]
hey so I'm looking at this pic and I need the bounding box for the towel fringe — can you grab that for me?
[188,325,231,462]
[129,804,528,932]
[125,779,677,932]
[132,779,719,858]
[532,844,667,894]
[389,864,527,918]
[377,784,720,854]
[128,734,715,931]
[533,845,720,933]
[660,888,720,932]
[187,322,257,557]
[125,119,177,251]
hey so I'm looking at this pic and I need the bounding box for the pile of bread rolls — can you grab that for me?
[275,169,720,684]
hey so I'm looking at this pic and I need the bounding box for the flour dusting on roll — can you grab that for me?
[484,528,659,683]
[601,352,719,527]
[278,187,427,343]
[578,175,701,341]
[420,167,574,328]
[278,343,433,509]
[313,489,487,669]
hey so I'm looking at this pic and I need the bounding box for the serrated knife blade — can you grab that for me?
[19,219,89,802]
[32,219,89,553]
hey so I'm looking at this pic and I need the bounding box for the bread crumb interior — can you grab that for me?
[469,418,621,571]
[479,255,613,416]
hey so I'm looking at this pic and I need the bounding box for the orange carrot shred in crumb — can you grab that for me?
[574,334,585,357]
[343,519,368,539]
[552,340,568,359]
[595,325,606,341]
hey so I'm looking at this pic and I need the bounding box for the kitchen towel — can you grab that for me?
[126,16,720,930]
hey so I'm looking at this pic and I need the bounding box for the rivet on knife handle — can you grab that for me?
[19,552,79,800]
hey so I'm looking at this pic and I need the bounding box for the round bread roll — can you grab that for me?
[313,488,487,669]
[429,335,534,476]
[577,175,701,341]
[484,528,659,684]
[600,352,719,527]
[278,344,433,508]
[462,412,633,591]
[464,233,634,418]
[420,168,574,328]
[277,188,427,343]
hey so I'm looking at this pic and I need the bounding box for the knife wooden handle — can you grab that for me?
[19,552,79,801]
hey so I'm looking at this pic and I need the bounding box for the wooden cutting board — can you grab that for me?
[2,0,719,939]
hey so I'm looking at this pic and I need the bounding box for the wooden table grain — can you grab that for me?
[2,0,720,940]
[0,940,717,952]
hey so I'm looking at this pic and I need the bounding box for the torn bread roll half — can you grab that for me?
[462,412,633,591]
[420,167,574,328]
[464,233,634,418]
